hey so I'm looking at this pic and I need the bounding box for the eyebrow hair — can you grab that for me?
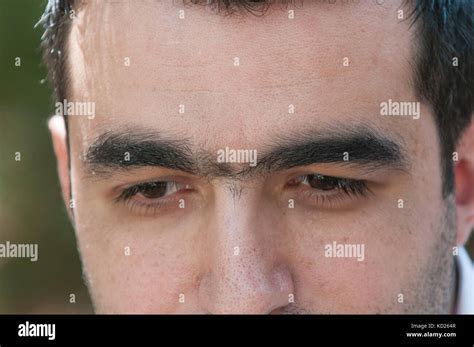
[84,130,197,174]
[256,125,408,174]
[83,124,408,179]
[184,0,298,15]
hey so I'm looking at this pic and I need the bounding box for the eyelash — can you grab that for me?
[115,181,191,215]
[288,174,370,208]
[115,174,370,215]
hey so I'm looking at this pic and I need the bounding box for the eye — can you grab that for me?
[119,181,188,201]
[115,180,194,216]
[301,174,341,191]
[135,182,177,199]
[287,174,370,208]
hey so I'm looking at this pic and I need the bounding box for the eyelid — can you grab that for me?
[280,164,395,185]
[113,178,194,215]
[114,174,193,194]
[140,181,183,199]
[288,173,372,209]
[118,180,189,199]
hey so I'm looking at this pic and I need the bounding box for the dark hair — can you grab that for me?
[39,0,473,197]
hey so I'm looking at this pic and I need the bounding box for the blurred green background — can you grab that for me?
[0,0,472,314]
[0,0,92,313]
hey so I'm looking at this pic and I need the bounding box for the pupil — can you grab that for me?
[308,175,338,191]
[141,182,167,199]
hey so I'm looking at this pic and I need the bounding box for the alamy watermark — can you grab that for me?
[380,99,420,120]
[18,321,55,341]
[55,98,95,119]
[217,147,258,167]
[0,241,38,262]
[324,241,365,262]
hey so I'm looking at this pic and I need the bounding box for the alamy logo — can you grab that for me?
[0,241,38,262]
[380,99,420,119]
[55,98,95,119]
[324,241,365,262]
[216,147,258,167]
[18,321,55,341]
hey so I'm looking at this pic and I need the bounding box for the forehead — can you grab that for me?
[68,0,421,149]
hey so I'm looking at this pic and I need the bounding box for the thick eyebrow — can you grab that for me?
[84,130,197,175]
[256,125,408,174]
[83,125,408,179]
[183,0,298,15]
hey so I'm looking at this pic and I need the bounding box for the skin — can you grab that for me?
[48,0,474,313]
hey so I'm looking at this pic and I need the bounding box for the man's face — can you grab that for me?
[63,0,456,313]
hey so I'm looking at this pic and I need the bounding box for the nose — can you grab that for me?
[198,183,294,314]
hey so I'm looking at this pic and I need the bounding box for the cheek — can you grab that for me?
[76,224,200,313]
[283,190,443,312]
[71,187,201,313]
